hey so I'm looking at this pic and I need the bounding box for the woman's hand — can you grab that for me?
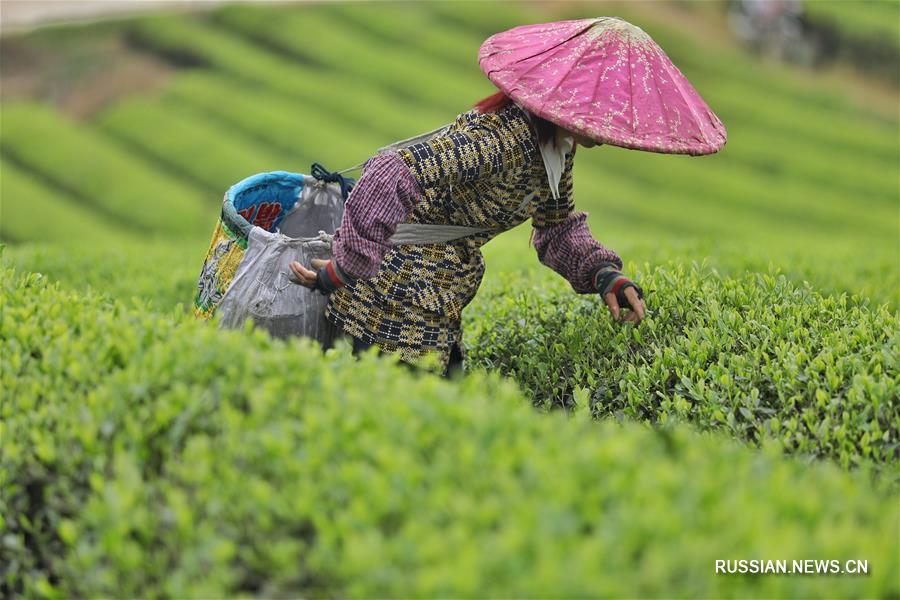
[289,258,355,295]
[289,259,328,289]
[592,263,646,325]
[604,285,646,324]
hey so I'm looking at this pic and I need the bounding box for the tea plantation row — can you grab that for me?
[0,105,207,236]
[465,261,899,474]
[2,266,898,598]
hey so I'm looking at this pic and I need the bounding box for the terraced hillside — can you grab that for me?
[2,1,897,304]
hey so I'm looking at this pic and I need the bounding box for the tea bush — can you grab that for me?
[212,3,490,115]
[97,98,286,194]
[165,72,384,169]
[806,0,899,50]
[321,0,488,73]
[804,0,900,83]
[1,266,180,592]
[2,267,897,598]
[6,230,895,326]
[465,261,899,472]
[2,240,204,311]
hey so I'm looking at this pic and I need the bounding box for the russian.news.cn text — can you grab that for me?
[715,560,869,575]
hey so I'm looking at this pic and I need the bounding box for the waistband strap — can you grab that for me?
[388,222,494,245]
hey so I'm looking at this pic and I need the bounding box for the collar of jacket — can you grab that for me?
[513,101,574,200]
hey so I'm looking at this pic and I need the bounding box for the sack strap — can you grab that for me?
[335,120,455,175]
[310,162,356,199]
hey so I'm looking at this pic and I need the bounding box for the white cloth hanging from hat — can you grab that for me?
[514,101,574,200]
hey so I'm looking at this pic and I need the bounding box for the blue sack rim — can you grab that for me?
[221,167,355,242]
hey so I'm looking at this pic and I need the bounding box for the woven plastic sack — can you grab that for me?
[194,167,353,344]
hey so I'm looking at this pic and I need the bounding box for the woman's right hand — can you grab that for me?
[289,259,328,290]
[593,263,646,324]
[289,257,357,296]
[604,284,645,324]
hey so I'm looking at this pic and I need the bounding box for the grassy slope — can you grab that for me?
[1,103,209,236]
[805,0,900,50]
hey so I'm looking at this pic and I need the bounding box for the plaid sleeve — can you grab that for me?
[396,110,536,191]
[331,151,424,280]
[531,212,623,294]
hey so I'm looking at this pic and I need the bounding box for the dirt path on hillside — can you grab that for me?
[0,1,248,117]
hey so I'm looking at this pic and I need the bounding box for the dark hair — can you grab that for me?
[473,90,559,149]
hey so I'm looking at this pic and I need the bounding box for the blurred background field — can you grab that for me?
[1,0,897,308]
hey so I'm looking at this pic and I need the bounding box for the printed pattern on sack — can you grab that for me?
[193,219,248,319]
[238,202,283,232]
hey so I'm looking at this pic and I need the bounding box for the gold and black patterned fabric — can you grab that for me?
[325,103,576,372]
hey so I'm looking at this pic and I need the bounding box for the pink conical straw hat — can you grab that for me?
[478,17,727,155]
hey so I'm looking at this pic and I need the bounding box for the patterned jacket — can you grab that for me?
[325,102,621,371]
